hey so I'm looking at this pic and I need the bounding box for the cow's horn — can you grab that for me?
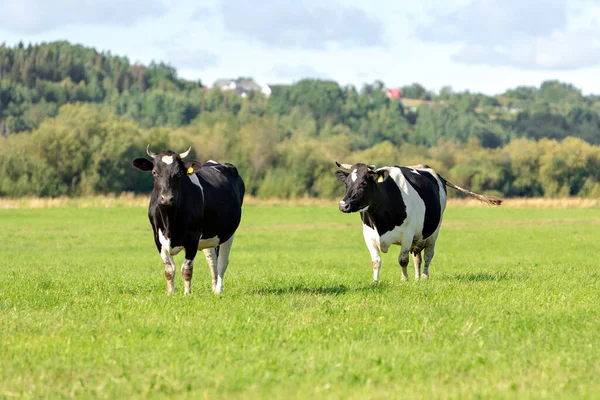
[367,164,377,170]
[335,161,353,170]
[146,144,157,158]
[179,146,192,159]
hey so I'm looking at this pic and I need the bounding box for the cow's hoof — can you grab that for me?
[421,274,429,280]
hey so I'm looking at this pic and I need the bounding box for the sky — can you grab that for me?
[1,0,600,95]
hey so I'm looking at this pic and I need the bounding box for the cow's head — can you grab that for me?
[335,161,390,213]
[132,145,201,207]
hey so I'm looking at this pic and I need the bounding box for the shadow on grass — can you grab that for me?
[451,271,512,282]
[254,281,389,296]
[256,284,349,296]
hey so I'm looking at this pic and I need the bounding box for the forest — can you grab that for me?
[1,41,599,198]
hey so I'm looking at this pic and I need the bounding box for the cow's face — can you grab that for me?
[133,146,200,207]
[335,162,389,213]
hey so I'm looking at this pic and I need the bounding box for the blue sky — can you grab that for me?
[1,0,599,95]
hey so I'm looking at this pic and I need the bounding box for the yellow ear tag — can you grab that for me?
[187,167,194,176]
[377,175,384,183]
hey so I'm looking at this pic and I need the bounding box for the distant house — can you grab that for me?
[261,84,272,97]
[501,106,522,114]
[384,88,402,100]
[213,78,272,98]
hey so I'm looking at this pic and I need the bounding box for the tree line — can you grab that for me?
[0,41,599,198]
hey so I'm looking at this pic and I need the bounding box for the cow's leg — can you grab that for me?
[422,232,439,279]
[422,244,435,279]
[362,223,381,281]
[398,248,410,280]
[398,233,414,280]
[398,231,416,280]
[413,251,422,280]
[371,252,382,282]
[203,248,218,292]
[181,259,194,295]
[214,235,234,294]
[367,244,382,282]
[160,249,176,294]
[157,229,178,294]
[182,247,198,295]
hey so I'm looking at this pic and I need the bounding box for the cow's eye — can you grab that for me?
[152,170,158,177]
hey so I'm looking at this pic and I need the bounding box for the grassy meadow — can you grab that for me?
[0,201,599,399]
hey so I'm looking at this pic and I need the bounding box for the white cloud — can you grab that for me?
[217,0,386,50]
[452,29,600,70]
[165,48,220,70]
[414,0,600,70]
[270,64,331,80]
[0,0,166,34]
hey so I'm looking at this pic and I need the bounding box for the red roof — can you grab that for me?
[385,88,402,99]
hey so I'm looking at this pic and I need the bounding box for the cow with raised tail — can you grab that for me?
[334,162,502,281]
[132,145,245,295]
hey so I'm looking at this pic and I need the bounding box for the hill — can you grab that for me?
[0,41,599,199]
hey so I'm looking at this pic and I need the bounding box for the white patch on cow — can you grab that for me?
[339,200,346,207]
[203,247,218,291]
[362,221,382,281]
[375,167,426,255]
[158,229,176,294]
[188,173,201,187]
[158,229,183,255]
[170,246,183,256]
[187,172,204,208]
[410,165,447,232]
[214,235,234,294]
[158,228,170,249]
[358,205,369,212]
[198,235,220,250]
[410,168,420,174]
[206,160,221,172]
[161,155,174,165]
[413,251,422,280]
[351,169,358,182]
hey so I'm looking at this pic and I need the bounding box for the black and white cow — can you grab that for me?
[335,162,502,281]
[133,146,245,295]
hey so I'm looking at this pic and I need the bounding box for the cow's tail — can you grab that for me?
[443,179,503,206]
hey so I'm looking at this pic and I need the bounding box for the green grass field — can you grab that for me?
[1,204,599,399]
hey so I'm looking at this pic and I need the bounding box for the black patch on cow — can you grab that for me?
[398,167,442,239]
[361,176,408,236]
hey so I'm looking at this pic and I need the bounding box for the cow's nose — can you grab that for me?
[339,200,351,213]
[159,194,173,205]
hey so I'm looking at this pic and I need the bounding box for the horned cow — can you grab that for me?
[335,162,502,281]
[133,146,245,295]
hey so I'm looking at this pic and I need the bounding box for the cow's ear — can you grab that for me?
[184,160,203,175]
[374,169,389,183]
[335,170,349,182]
[133,158,153,171]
